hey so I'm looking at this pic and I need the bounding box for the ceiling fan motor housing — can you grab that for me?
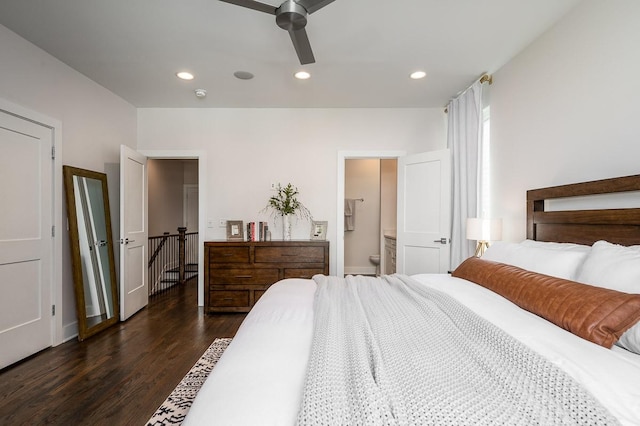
[276,0,308,31]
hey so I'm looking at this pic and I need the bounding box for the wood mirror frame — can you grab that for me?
[63,166,119,341]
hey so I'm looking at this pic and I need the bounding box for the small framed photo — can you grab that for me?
[226,220,244,241]
[310,220,328,240]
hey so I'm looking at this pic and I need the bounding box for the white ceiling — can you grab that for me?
[0,0,581,108]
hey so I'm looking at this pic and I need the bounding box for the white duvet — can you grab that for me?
[184,275,640,426]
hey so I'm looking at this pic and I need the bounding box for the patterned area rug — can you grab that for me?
[146,338,232,425]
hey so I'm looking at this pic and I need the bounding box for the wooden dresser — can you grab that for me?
[204,240,329,313]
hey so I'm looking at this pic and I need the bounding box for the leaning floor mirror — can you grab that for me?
[63,166,119,341]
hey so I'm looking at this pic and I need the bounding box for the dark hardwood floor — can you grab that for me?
[0,280,246,426]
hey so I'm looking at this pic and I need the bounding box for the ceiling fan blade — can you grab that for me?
[296,0,336,14]
[219,0,277,15]
[288,28,315,64]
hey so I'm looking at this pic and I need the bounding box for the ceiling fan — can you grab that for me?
[219,0,336,65]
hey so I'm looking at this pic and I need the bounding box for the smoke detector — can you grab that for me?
[194,89,207,98]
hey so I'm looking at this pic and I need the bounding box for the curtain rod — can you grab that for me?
[444,73,492,113]
[479,74,493,85]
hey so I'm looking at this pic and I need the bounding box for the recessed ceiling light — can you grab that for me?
[176,71,194,80]
[234,71,254,80]
[294,71,311,80]
[410,71,427,80]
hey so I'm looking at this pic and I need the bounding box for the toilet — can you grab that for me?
[369,254,380,276]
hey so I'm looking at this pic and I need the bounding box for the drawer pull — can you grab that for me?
[235,275,253,279]
[222,253,233,256]
[222,297,234,301]
[280,253,297,257]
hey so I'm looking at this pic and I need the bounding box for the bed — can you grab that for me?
[184,175,640,426]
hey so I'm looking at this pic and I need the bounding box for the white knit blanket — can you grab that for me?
[296,274,620,426]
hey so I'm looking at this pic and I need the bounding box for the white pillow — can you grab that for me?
[520,239,591,253]
[575,240,640,294]
[574,240,640,355]
[481,241,516,262]
[617,322,640,355]
[482,241,588,280]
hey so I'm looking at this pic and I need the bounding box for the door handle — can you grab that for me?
[120,238,136,245]
[433,238,448,244]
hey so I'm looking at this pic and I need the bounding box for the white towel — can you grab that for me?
[344,199,356,231]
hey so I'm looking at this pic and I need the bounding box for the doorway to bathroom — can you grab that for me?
[344,158,398,276]
[337,149,451,278]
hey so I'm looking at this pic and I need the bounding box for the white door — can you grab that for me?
[397,149,451,275]
[120,145,148,321]
[0,110,53,369]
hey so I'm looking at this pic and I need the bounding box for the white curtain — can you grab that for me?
[447,81,483,269]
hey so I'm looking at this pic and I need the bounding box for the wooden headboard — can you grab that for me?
[527,175,640,246]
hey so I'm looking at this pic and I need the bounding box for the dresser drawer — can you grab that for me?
[209,268,279,285]
[254,289,267,303]
[209,290,249,307]
[283,268,325,279]
[208,246,250,263]
[255,246,325,263]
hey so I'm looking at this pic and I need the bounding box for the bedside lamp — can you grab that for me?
[466,218,502,257]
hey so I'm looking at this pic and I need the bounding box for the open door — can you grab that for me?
[120,145,148,320]
[397,149,451,274]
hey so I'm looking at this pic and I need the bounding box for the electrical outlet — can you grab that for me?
[270,182,277,190]
[207,219,214,228]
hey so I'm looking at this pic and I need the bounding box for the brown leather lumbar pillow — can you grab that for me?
[452,257,640,348]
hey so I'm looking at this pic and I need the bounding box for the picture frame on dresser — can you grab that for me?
[310,220,328,240]
[226,220,244,241]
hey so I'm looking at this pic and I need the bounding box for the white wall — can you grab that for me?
[490,0,640,242]
[138,108,447,274]
[0,24,137,341]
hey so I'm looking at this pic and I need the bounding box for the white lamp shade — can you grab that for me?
[466,218,503,241]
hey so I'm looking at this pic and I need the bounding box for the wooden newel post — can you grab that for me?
[178,227,187,285]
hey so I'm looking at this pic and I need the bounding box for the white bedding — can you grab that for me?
[184,275,640,426]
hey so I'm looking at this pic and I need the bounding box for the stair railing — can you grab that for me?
[148,227,198,296]
[178,227,186,285]
[148,232,170,268]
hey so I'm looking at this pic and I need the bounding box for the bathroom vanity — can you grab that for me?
[383,231,396,274]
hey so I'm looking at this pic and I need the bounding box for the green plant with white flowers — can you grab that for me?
[263,183,312,220]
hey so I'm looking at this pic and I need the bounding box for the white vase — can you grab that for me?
[282,214,292,241]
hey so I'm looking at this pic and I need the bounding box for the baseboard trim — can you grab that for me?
[62,321,78,343]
